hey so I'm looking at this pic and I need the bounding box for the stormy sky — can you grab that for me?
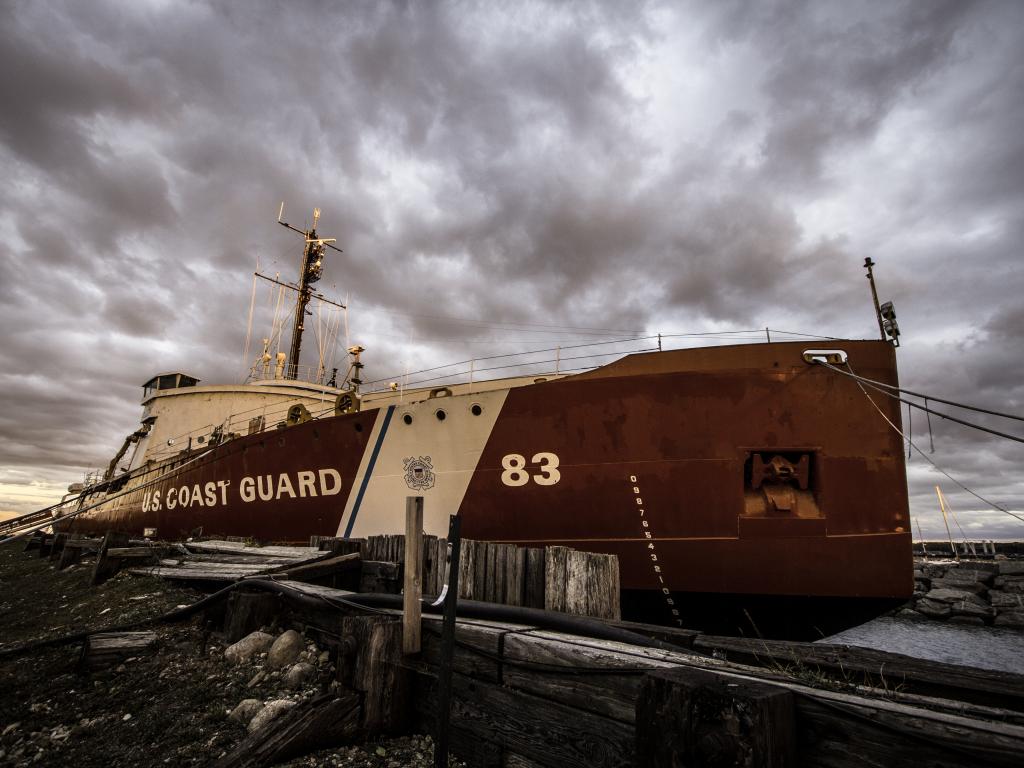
[1,0,1022,540]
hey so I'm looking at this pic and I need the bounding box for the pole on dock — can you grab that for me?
[434,513,462,768]
[403,496,424,655]
[935,486,959,562]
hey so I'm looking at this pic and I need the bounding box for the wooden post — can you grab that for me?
[434,513,462,768]
[636,666,796,767]
[48,532,69,562]
[224,589,281,643]
[91,531,130,585]
[403,496,424,655]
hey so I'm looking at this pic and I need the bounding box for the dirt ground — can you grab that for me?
[0,542,462,767]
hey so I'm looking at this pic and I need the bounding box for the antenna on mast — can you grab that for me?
[275,203,345,380]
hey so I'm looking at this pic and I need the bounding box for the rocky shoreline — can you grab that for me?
[900,557,1024,628]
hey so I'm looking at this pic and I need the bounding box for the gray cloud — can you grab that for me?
[0,0,1021,535]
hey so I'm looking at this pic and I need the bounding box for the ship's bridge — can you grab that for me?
[142,372,200,399]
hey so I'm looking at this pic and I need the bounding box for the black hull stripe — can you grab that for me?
[343,405,395,537]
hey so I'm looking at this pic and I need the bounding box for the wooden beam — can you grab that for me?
[214,692,361,768]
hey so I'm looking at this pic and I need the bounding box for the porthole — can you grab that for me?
[435,409,447,421]
[354,423,363,433]
[403,413,413,425]
[471,404,482,416]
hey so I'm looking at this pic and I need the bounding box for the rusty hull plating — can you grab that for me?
[70,339,912,628]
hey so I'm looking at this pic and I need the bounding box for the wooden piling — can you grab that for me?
[403,496,424,655]
[91,531,130,585]
[636,666,796,767]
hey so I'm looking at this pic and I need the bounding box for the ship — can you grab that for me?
[54,209,913,637]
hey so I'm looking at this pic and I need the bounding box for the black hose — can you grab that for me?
[0,577,683,660]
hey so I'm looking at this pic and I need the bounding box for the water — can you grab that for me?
[821,615,1024,674]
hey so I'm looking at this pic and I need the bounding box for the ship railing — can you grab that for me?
[141,328,842,461]
[245,363,337,387]
[142,395,324,463]
[359,328,841,394]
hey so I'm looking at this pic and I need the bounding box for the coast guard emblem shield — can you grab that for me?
[403,456,436,490]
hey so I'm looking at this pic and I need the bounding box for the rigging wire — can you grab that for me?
[816,364,1024,424]
[241,270,258,376]
[822,360,1024,525]
[816,362,1024,445]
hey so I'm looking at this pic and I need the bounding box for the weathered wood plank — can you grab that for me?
[523,547,545,609]
[214,692,361,768]
[543,546,569,613]
[342,616,410,734]
[79,630,158,671]
[636,666,796,767]
[693,635,1024,711]
[422,671,635,768]
[185,540,320,559]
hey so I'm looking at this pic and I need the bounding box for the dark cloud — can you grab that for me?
[0,0,1021,533]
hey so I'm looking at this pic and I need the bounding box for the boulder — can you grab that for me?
[994,610,1024,629]
[283,662,315,689]
[998,561,1024,576]
[248,699,297,733]
[948,615,986,627]
[915,598,952,619]
[930,578,986,595]
[921,564,948,579]
[925,588,987,606]
[267,630,304,669]
[990,592,1024,609]
[994,575,1024,591]
[936,569,994,586]
[228,699,262,725]
[224,632,275,665]
[949,600,994,620]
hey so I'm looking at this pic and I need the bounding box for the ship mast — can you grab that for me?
[276,204,344,379]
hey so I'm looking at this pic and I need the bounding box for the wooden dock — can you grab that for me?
[20,522,1024,767]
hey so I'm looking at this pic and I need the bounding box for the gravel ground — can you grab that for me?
[0,542,464,767]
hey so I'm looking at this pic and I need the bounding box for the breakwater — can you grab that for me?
[902,557,1024,629]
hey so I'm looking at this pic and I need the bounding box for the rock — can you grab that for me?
[225,632,275,665]
[921,567,946,581]
[948,615,986,626]
[994,576,1024,592]
[949,600,994,620]
[228,699,263,725]
[994,610,1024,628]
[247,671,267,688]
[317,650,330,665]
[998,561,1024,576]
[267,630,303,669]
[283,662,315,689]
[925,588,987,606]
[930,578,987,594]
[915,598,952,619]
[896,608,925,621]
[991,592,1024,609]
[935,569,993,586]
[248,700,297,733]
